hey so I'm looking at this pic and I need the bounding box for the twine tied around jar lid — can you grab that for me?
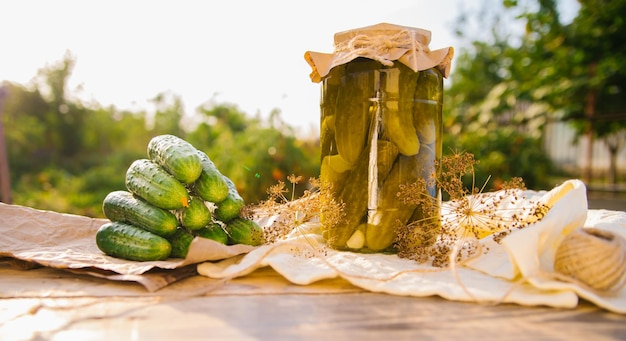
[305,23,454,83]
[333,28,425,67]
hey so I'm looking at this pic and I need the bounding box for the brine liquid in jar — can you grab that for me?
[320,57,443,253]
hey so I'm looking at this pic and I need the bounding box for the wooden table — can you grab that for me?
[2,259,625,341]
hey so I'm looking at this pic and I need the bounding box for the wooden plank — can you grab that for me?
[1,262,625,340]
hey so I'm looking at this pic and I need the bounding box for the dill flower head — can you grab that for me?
[251,175,344,244]
[394,152,550,267]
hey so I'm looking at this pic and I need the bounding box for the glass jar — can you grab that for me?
[319,58,443,253]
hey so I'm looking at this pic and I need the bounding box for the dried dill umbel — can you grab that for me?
[251,175,343,244]
[394,177,441,262]
[394,151,551,267]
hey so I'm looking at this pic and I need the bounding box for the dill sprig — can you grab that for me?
[252,175,344,244]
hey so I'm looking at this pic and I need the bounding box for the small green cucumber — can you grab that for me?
[147,134,203,184]
[366,155,420,251]
[193,151,230,203]
[412,69,442,145]
[167,227,195,258]
[326,142,370,249]
[102,190,178,237]
[196,222,229,245]
[334,59,378,165]
[381,63,421,156]
[225,218,265,246]
[95,221,172,261]
[177,196,212,231]
[214,175,245,223]
[125,159,190,210]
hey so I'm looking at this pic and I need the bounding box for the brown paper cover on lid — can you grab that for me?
[304,22,454,83]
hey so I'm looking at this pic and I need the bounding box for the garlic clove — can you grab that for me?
[554,227,626,292]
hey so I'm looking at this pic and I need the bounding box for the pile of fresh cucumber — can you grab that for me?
[96,134,265,262]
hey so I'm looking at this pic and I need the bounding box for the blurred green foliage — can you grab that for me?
[444,0,626,189]
[1,58,319,217]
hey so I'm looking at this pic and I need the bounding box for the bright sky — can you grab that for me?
[0,0,579,135]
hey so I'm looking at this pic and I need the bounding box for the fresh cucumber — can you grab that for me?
[196,222,229,245]
[102,190,178,237]
[168,227,195,258]
[226,218,265,246]
[177,196,212,231]
[147,134,203,184]
[125,159,190,210]
[96,221,172,261]
[214,175,246,223]
[193,150,230,203]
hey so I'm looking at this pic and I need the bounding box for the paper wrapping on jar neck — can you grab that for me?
[304,23,455,83]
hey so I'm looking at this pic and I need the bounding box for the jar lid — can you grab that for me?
[304,23,454,83]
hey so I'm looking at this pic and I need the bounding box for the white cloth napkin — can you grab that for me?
[197,179,626,313]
